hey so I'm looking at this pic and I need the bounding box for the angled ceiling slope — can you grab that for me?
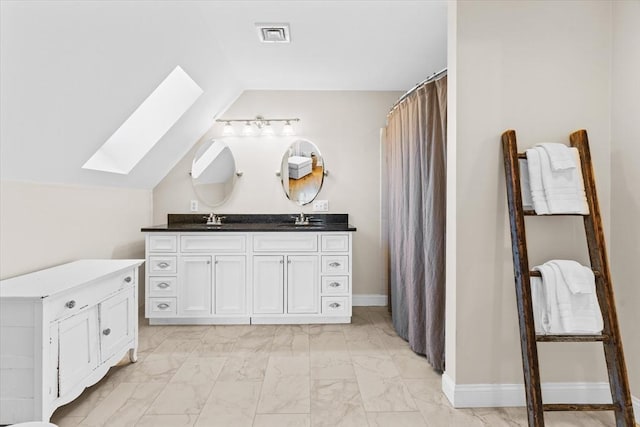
[0,1,447,190]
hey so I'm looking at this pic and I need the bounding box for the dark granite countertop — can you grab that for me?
[141,214,356,232]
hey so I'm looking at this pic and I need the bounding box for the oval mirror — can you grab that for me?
[191,139,237,207]
[280,139,325,205]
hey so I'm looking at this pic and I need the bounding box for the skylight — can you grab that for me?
[82,66,203,174]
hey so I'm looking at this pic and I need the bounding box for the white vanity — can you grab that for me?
[0,259,143,424]
[143,215,354,325]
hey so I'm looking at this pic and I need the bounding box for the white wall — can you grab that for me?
[611,0,640,397]
[449,0,617,388]
[0,180,152,300]
[153,90,402,298]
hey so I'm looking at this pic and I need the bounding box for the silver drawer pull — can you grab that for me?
[157,282,170,289]
[157,303,170,309]
[329,262,341,267]
[103,328,111,336]
[329,302,341,309]
[124,276,132,283]
[329,282,341,288]
[65,300,76,309]
[157,262,170,269]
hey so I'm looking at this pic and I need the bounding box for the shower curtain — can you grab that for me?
[384,75,447,371]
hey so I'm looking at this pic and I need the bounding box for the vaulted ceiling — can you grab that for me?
[0,1,447,189]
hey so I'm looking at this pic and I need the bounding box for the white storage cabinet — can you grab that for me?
[0,259,143,424]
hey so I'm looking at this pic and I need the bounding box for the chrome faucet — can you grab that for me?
[292,212,310,225]
[205,213,225,225]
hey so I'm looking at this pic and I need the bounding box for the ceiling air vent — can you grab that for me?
[256,23,290,43]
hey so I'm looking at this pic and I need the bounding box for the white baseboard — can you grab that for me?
[442,372,615,408]
[352,294,387,306]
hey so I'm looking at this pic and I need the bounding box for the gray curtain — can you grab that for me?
[384,75,447,371]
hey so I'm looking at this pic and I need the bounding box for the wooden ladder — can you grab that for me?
[501,129,636,427]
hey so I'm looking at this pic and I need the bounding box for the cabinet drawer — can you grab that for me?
[321,276,350,295]
[321,234,349,252]
[149,256,177,274]
[148,235,177,252]
[321,297,350,316]
[148,298,177,317]
[48,269,136,321]
[253,234,318,252]
[321,256,349,274]
[180,235,246,253]
[149,277,177,297]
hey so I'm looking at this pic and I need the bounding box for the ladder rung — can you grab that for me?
[529,270,600,278]
[543,403,617,412]
[536,334,609,343]
[517,152,527,159]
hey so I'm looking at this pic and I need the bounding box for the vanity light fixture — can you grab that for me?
[281,120,295,136]
[261,121,275,136]
[222,121,235,136]
[216,116,299,137]
[241,121,254,136]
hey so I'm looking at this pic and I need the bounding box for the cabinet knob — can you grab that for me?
[157,262,170,269]
[329,262,341,267]
[279,259,284,264]
[124,276,132,283]
[329,302,341,309]
[157,303,170,309]
[65,300,76,309]
[157,282,170,289]
[329,282,341,288]
[287,260,292,264]
[103,328,111,336]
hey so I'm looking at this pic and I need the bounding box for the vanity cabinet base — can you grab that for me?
[144,231,353,326]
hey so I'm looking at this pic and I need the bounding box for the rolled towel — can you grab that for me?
[537,143,577,171]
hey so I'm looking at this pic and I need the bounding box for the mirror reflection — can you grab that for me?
[191,139,237,207]
[280,139,324,205]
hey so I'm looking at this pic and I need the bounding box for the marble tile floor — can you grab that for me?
[50,307,620,427]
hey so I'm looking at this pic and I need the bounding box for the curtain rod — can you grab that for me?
[388,68,448,114]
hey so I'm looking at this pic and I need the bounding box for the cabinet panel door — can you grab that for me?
[287,255,319,314]
[215,255,246,315]
[253,256,284,314]
[58,308,99,396]
[99,287,135,362]
[178,256,212,317]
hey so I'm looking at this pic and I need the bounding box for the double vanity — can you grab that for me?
[142,214,356,325]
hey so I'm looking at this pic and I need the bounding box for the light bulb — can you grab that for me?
[261,121,275,136]
[282,120,295,136]
[222,121,234,136]
[241,121,254,136]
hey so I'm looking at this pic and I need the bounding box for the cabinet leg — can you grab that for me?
[129,348,138,363]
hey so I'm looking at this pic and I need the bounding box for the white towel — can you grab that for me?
[519,159,534,210]
[538,147,588,214]
[525,148,550,214]
[531,260,603,335]
[530,276,547,334]
[537,143,577,171]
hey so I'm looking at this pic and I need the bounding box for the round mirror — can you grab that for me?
[280,139,325,205]
[191,139,237,207]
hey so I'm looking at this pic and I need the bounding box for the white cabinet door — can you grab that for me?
[253,256,284,314]
[215,255,246,315]
[178,256,212,317]
[287,255,319,314]
[57,307,99,396]
[99,287,135,361]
